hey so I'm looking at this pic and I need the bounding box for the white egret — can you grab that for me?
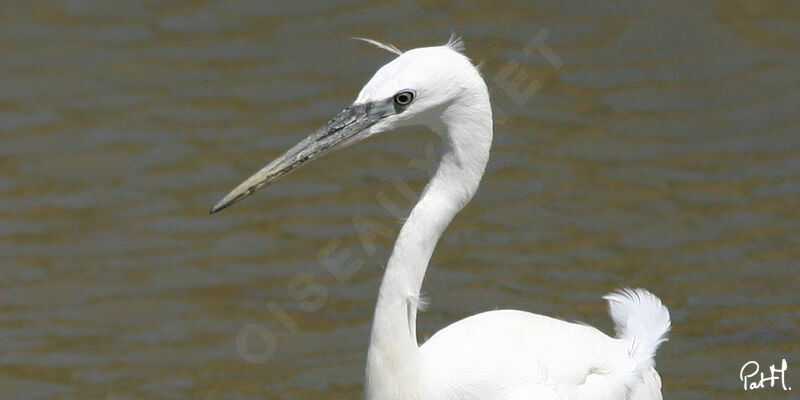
[211,37,671,400]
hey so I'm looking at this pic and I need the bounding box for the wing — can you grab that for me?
[419,310,640,400]
[629,366,662,400]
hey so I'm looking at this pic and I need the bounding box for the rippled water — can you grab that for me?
[2,1,799,399]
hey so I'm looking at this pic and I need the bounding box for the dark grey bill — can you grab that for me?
[210,100,395,214]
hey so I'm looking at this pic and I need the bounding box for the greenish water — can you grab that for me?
[1,1,799,399]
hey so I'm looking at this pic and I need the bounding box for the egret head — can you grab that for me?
[211,38,488,213]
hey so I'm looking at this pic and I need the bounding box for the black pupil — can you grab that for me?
[397,93,410,104]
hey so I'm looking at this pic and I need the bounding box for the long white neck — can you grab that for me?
[365,99,492,399]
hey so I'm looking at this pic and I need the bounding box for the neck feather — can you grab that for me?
[364,100,492,399]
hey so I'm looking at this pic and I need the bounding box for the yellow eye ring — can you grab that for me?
[393,91,414,106]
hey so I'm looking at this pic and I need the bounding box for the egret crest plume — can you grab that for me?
[445,33,465,52]
[352,37,403,55]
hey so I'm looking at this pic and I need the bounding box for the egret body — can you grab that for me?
[212,38,670,400]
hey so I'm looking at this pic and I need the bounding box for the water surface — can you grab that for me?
[1,1,799,399]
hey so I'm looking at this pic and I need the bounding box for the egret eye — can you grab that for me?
[393,91,414,106]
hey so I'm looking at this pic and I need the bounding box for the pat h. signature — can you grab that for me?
[740,359,791,391]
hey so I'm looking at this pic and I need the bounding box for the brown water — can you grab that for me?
[2,1,799,399]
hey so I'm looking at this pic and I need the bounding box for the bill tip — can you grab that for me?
[209,201,229,214]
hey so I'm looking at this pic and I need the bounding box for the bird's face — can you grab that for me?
[211,45,480,213]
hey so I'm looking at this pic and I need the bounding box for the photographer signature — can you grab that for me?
[740,359,791,391]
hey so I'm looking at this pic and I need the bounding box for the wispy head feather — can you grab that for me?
[352,37,403,56]
[446,34,465,52]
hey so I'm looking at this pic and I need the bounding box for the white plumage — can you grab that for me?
[355,40,671,400]
[212,38,671,400]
